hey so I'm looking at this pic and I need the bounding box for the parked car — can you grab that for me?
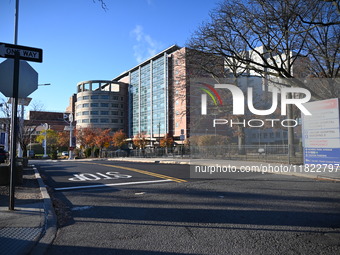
[258,148,265,155]
[0,148,8,163]
[61,151,69,156]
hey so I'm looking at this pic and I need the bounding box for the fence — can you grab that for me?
[189,144,303,164]
[104,144,303,164]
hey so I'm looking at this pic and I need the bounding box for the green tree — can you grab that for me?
[35,129,58,158]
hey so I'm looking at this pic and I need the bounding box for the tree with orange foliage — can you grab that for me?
[76,128,96,149]
[94,129,112,157]
[160,133,174,154]
[112,130,127,148]
[57,131,69,149]
[133,132,147,149]
[75,128,96,157]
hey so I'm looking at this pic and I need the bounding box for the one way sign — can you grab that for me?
[0,42,43,63]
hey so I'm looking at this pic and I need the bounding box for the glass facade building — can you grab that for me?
[114,45,182,138]
[129,53,168,137]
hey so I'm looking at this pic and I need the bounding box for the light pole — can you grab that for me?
[68,113,74,160]
[157,122,161,147]
[42,123,48,158]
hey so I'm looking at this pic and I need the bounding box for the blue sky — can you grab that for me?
[0,0,219,113]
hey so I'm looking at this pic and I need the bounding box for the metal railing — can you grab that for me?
[104,144,303,164]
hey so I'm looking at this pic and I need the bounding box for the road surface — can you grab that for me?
[35,160,340,255]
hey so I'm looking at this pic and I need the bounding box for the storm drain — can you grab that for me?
[0,227,42,254]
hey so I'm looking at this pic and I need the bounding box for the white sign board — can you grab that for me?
[302,98,340,165]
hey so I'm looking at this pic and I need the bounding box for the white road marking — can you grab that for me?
[54,179,173,191]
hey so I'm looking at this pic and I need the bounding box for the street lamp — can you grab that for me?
[42,123,48,158]
[68,113,74,160]
[157,122,161,147]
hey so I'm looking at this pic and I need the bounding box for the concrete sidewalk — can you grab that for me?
[0,165,57,255]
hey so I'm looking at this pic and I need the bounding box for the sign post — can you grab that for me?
[0,42,43,63]
[8,51,20,210]
[0,42,42,210]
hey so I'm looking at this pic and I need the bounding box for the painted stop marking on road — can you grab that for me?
[69,172,132,181]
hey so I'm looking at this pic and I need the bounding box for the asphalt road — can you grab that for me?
[36,160,340,255]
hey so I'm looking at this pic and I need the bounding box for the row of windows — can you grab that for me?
[251,132,288,139]
[77,95,124,101]
[77,103,124,108]
[81,119,124,124]
[76,111,124,116]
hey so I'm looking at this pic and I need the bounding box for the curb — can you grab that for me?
[30,165,57,255]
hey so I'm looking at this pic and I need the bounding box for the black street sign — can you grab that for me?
[0,42,43,63]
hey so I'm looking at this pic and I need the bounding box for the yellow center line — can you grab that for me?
[78,162,187,183]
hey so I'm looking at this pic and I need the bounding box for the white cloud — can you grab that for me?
[130,25,163,63]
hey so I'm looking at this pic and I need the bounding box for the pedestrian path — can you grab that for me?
[0,165,57,255]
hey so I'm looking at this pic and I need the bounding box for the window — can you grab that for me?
[121,97,124,101]
[112,103,119,108]
[113,96,119,100]
[121,104,124,108]
[82,111,89,115]
[101,95,109,99]
[101,103,109,107]
[82,103,89,108]
[112,119,118,123]
[112,111,118,115]
[121,119,124,123]
[91,95,99,99]
[83,96,89,100]
[91,103,99,107]
[100,119,109,123]
[101,111,109,115]
[90,119,98,123]
[91,111,99,115]
[82,119,89,123]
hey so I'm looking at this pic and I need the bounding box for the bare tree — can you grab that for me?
[93,0,108,11]
[293,0,340,27]
[187,0,340,156]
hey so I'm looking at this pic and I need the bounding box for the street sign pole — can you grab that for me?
[9,51,20,210]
